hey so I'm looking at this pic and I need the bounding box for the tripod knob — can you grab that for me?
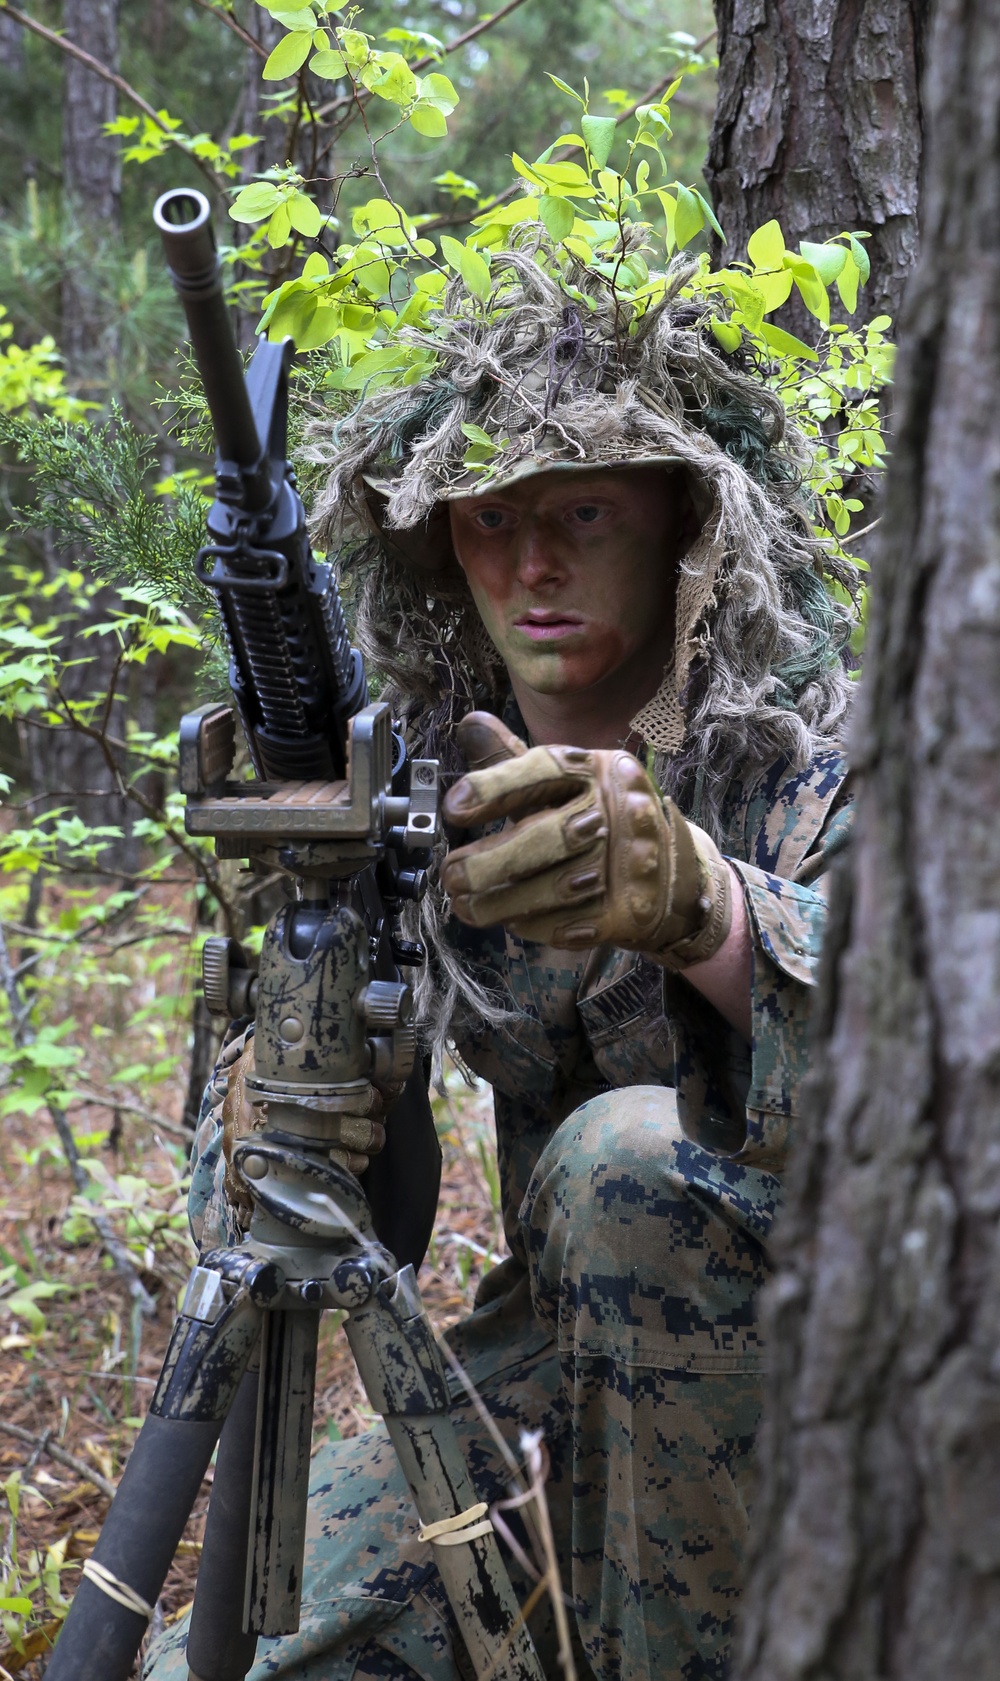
[359,980,412,1031]
[202,936,258,1018]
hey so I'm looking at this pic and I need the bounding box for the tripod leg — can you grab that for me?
[245,1308,320,1637]
[185,1364,261,1681]
[44,1415,223,1681]
[47,1269,265,1681]
[347,1269,546,1681]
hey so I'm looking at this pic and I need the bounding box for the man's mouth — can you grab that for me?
[513,611,586,643]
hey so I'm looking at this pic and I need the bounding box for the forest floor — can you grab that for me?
[0,1055,502,1680]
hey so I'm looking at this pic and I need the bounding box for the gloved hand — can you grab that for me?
[221,1036,263,1227]
[441,712,733,965]
[220,1036,382,1225]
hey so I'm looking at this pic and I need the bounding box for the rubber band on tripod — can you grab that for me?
[82,1558,155,1622]
[418,1501,494,1547]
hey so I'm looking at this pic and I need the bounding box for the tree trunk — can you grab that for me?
[45,0,138,867]
[0,6,25,86]
[738,2,1000,1677]
[62,0,121,376]
[707,0,930,330]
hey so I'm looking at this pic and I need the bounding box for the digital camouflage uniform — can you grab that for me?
[146,744,850,1681]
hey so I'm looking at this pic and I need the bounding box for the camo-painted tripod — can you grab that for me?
[45,705,545,1681]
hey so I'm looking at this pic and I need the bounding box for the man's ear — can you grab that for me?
[363,486,457,574]
[671,470,705,561]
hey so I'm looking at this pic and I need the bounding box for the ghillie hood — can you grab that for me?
[308,239,854,791]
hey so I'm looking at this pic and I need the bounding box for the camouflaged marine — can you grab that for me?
[147,238,854,1681]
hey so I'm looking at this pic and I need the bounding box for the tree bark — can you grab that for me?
[738,2,1000,1677]
[45,0,138,866]
[707,0,930,329]
[62,0,121,373]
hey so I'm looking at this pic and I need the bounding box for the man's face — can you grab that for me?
[448,465,693,700]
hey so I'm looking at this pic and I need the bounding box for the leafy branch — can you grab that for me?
[0,920,156,1317]
[0,1,228,195]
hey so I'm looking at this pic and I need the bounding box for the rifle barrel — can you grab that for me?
[153,188,265,493]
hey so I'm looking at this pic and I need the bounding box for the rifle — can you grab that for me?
[44,189,544,1681]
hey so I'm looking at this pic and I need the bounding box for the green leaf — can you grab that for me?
[266,201,292,248]
[734,283,765,334]
[673,184,704,249]
[339,29,371,66]
[310,48,348,78]
[420,72,458,106]
[515,155,595,195]
[539,193,575,241]
[635,103,670,137]
[302,250,329,280]
[351,198,406,237]
[849,235,872,284]
[262,30,313,80]
[287,192,322,237]
[759,322,819,362]
[384,25,445,54]
[836,252,860,313]
[229,182,283,223]
[750,266,793,312]
[655,189,677,251]
[799,240,847,285]
[410,103,448,138]
[546,73,584,104]
[693,189,725,242]
[439,235,492,302]
[460,423,498,452]
[581,114,617,169]
[787,260,830,323]
[371,56,417,104]
[296,305,342,350]
[710,317,742,353]
[747,218,786,271]
[267,7,315,27]
[473,195,539,229]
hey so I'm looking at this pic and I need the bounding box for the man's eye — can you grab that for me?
[573,505,603,523]
[476,509,506,529]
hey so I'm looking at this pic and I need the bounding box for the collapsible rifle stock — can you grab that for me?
[44,190,544,1681]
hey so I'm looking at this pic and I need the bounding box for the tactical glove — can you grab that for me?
[221,1037,380,1224]
[441,712,732,964]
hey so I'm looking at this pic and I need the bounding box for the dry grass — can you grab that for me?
[0,1058,501,1679]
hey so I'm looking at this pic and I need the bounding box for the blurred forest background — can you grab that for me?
[0,1,715,1668]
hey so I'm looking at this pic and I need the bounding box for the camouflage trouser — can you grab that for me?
[146,1086,778,1681]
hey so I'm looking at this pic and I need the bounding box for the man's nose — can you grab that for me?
[513,519,564,588]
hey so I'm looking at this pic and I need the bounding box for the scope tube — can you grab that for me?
[153,189,267,494]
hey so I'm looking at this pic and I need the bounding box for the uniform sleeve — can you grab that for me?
[187,1020,252,1252]
[663,758,851,1173]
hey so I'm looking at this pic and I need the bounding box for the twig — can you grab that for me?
[0,1420,116,1502]
[519,1431,577,1679]
[74,1091,193,1146]
[0,920,157,1317]
[0,1,225,195]
[434,1230,505,1267]
[189,0,266,59]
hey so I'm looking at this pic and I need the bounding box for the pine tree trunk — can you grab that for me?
[44,0,138,868]
[62,0,121,374]
[707,0,930,330]
[738,2,1000,1675]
